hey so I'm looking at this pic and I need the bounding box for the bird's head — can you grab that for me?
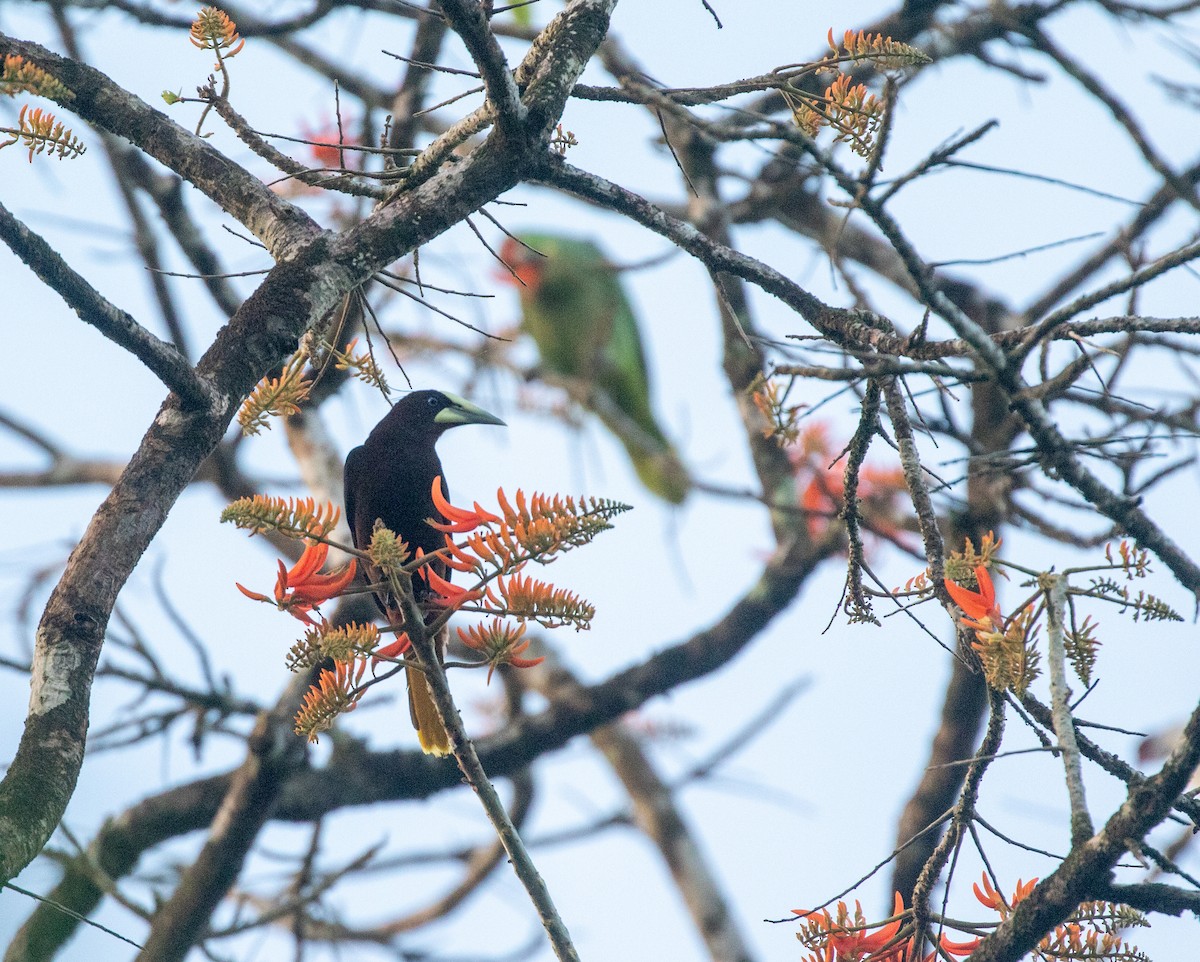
[498,236,549,295]
[384,390,506,438]
[369,388,506,443]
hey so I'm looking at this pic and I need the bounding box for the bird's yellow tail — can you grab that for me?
[407,664,451,756]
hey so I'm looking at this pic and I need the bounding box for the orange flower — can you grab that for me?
[795,894,907,962]
[801,471,843,537]
[792,423,909,546]
[428,476,501,533]
[441,533,487,574]
[237,541,356,626]
[794,891,980,962]
[371,632,411,668]
[973,873,1004,912]
[974,873,1037,920]
[933,934,983,959]
[457,619,544,682]
[422,560,486,610]
[830,893,905,960]
[298,119,359,169]
[944,565,1001,631]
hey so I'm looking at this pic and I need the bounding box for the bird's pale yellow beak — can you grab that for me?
[433,393,506,428]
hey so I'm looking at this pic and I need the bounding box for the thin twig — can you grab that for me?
[391,585,581,962]
[1041,572,1094,846]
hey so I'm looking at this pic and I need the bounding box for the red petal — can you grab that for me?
[287,542,328,584]
[496,486,516,521]
[425,565,484,605]
[428,516,486,533]
[472,501,502,525]
[455,625,483,651]
[939,934,983,957]
[274,559,289,602]
[424,564,460,597]
[442,539,481,572]
[235,582,270,603]
[944,576,992,621]
[371,633,411,668]
[430,476,478,524]
[290,560,357,603]
[973,565,996,610]
[285,604,320,627]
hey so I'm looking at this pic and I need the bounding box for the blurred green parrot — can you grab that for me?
[499,233,689,503]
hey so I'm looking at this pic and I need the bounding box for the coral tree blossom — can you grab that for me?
[237,541,356,626]
[794,891,980,962]
[428,476,500,533]
[943,564,1002,632]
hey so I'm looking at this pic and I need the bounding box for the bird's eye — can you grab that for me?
[427,396,440,408]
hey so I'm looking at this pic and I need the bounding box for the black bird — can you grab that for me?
[344,390,505,755]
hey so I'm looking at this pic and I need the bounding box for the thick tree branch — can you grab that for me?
[439,0,524,140]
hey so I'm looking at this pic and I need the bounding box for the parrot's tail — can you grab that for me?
[588,389,690,503]
[628,443,690,504]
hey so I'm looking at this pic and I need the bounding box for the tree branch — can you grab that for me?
[968,699,1200,961]
[135,678,310,962]
[439,0,524,140]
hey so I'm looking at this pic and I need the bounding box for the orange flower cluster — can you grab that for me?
[229,480,618,741]
[222,494,341,539]
[433,478,622,573]
[833,28,929,70]
[426,480,599,630]
[294,659,364,741]
[2,54,74,101]
[795,873,1147,962]
[8,105,85,162]
[237,352,312,436]
[190,7,244,56]
[786,73,885,158]
[750,377,802,445]
[237,541,356,627]
[971,875,1147,959]
[286,621,380,671]
[480,571,594,628]
[457,619,544,682]
[944,565,1041,693]
[428,480,605,678]
[794,892,979,962]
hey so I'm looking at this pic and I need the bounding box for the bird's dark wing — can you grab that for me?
[343,444,366,550]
